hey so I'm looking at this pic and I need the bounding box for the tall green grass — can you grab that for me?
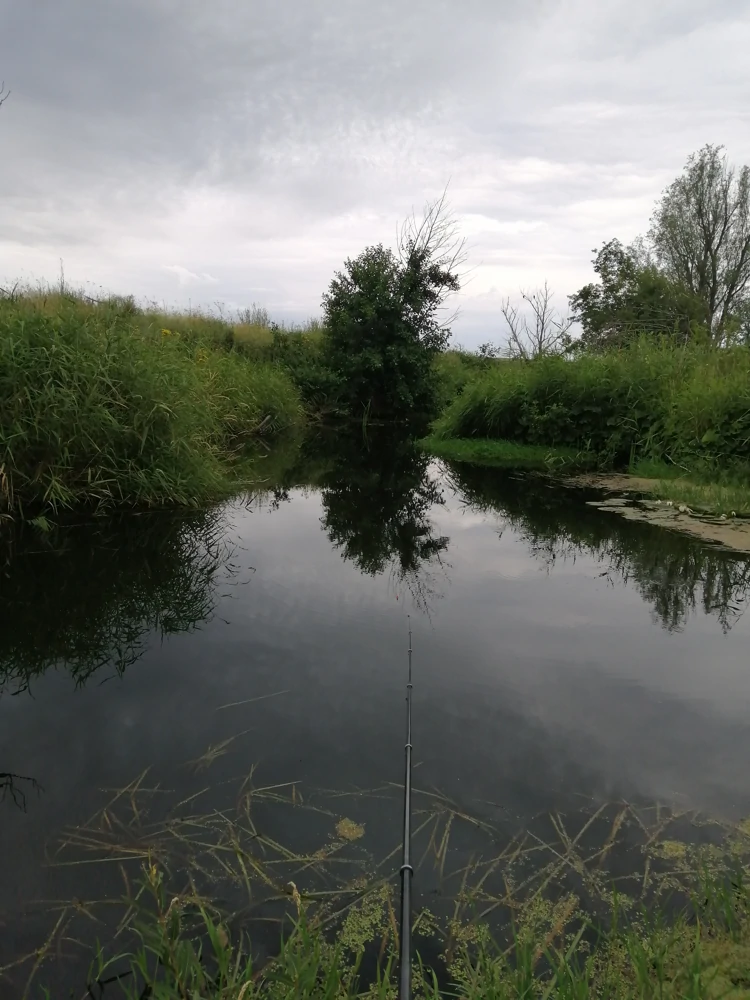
[432,339,750,476]
[84,861,750,999]
[432,349,497,411]
[0,288,304,514]
[420,435,598,471]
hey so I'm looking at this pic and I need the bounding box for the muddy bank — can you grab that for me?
[567,473,750,554]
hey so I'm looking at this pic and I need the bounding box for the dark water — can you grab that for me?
[3,430,750,995]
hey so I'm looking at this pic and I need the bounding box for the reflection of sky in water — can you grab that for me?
[2,464,750,992]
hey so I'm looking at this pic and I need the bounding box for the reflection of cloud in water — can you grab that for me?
[4,436,750,990]
[440,460,750,634]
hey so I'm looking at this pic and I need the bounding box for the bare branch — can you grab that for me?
[0,81,10,109]
[502,282,573,360]
[395,186,468,348]
[398,185,469,284]
[501,298,530,360]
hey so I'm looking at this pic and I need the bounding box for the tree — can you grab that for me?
[0,81,9,109]
[648,144,750,344]
[727,298,750,345]
[321,192,465,419]
[569,238,706,350]
[476,341,502,359]
[502,282,573,360]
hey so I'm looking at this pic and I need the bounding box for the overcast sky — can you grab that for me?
[1,0,749,347]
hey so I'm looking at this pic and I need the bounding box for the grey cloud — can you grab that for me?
[1,0,749,340]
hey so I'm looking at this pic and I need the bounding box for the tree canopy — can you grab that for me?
[649,144,750,344]
[570,145,750,349]
[321,193,463,419]
[569,239,706,350]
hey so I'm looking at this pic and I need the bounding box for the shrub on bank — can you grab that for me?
[0,290,303,513]
[432,339,750,474]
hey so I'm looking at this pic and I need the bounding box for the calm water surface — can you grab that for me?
[2,432,750,995]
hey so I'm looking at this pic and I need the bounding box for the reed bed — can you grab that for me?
[0,288,304,515]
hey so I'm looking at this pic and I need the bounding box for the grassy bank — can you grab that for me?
[420,435,598,472]
[429,340,750,515]
[8,282,750,519]
[625,459,750,516]
[432,340,750,478]
[0,280,496,517]
[0,289,304,515]
[30,739,750,999]
[647,478,750,517]
[84,859,750,998]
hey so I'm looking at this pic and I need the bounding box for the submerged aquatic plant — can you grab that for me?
[6,719,750,997]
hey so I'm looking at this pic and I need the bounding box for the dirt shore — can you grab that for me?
[566,473,750,554]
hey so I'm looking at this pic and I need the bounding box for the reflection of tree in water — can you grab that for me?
[444,462,750,633]
[316,427,449,613]
[0,508,229,696]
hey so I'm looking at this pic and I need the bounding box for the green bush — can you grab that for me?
[432,339,750,473]
[321,200,462,421]
[0,291,303,514]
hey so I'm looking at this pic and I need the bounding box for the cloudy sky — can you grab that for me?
[1,0,749,347]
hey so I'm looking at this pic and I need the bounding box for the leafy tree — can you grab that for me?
[321,193,464,420]
[267,325,341,409]
[569,238,706,350]
[476,341,502,359]
[648,144,750,344]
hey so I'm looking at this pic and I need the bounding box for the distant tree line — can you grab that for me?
[490,145,750,359]
[570,144,750,351]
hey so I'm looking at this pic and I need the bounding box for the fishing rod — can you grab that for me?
[399,616,414,1000]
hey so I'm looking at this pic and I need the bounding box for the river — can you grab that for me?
[2,430,750,996]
